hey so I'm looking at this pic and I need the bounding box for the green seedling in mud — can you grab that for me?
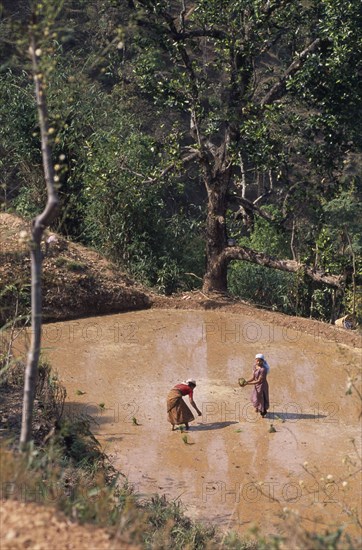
[274,414,285,423]
[99,402,105,409]
[76,389,86,395]
[269,424,277,433]
[235,429,243,433]
[182,435,195,445]
[132,417,140,425]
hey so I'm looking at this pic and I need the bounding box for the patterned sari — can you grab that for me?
[251,366,269,414]
[167,388,195,425]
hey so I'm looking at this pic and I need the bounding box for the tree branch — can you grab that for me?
[260,38,322,106]
[173,28,228,41]
[220,245,344,288]
[261,0,293,19]
[235,195,280,224]
[119,150,200,184]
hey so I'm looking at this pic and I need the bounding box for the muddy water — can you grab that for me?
[41,310,361,537]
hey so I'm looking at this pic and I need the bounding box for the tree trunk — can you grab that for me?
[202,173,229,293]
[20,37,59,450]
[200,145,345,294]
[20,235,43,447]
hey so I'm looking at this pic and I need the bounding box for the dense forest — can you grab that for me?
[1,0,361,322]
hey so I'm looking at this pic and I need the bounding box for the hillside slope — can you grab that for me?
[0,213,150,324]
[0,212,360,348]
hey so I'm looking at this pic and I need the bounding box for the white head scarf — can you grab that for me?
[255,354,270,373]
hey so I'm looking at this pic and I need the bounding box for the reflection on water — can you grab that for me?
[38,309,361,536]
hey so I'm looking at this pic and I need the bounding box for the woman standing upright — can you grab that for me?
[245,354,270,417]
[167,378,202,431]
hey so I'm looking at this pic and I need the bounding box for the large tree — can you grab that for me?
[126,0,361,293]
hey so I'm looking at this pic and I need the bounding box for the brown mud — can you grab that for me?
[38,309,362,539]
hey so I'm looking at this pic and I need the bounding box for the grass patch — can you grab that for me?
[54,257,87,272]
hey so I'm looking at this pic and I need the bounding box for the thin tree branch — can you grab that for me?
[119,151,200,184]
[261,0,293,19]
[345,228,356,315]
[260,38,322,106]
[290,218,297,261]
[173,29,228,41]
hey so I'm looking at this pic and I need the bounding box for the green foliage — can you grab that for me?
[228,212,299,314]
[313,182,362,320]
[322,186,362,255]
[82,114,204,293]
[1,0,361,319]
[57,416,104,467]
[249,210,289,257]
[142,494,215,548]
[0,280,31,327]
[228,262,296,314]
[0,71,43,211]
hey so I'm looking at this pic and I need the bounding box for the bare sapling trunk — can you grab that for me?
[20,37,59,450]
